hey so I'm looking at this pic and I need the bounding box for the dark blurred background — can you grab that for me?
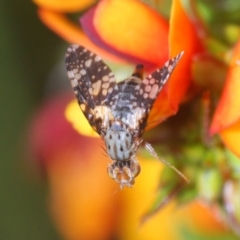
[0,0,66,239]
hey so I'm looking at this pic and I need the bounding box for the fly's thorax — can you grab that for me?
[107,160,141,189]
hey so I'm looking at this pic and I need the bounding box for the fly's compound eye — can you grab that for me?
[107,160,141,188]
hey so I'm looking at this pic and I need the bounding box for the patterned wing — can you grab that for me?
[65,44,117,134]
[126,52,184,135]
[139,51,184,110]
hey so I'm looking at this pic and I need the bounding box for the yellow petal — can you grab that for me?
[65,100,99,137]
[118,158,179,240]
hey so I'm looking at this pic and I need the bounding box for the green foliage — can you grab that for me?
[0,0,61,239]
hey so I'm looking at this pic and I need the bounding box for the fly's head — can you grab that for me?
[107,159,141,189]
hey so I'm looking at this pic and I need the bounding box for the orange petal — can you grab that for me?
[146,0,203,130]
[176,200,227,234]
[210,40,240,134]
[146,86,172,130]
[33,0,97,13]
[82,0,169,67]
[38,8,125,63]
[220,120,240,157]
[47,137,119,240]
[168,0,203,111]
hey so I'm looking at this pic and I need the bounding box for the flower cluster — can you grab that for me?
[30,0,240,239]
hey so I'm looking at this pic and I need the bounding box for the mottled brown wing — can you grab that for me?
[65,44,118,134]
[129,52,184,135]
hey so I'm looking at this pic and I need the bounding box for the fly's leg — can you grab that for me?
[144,142,189,183]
